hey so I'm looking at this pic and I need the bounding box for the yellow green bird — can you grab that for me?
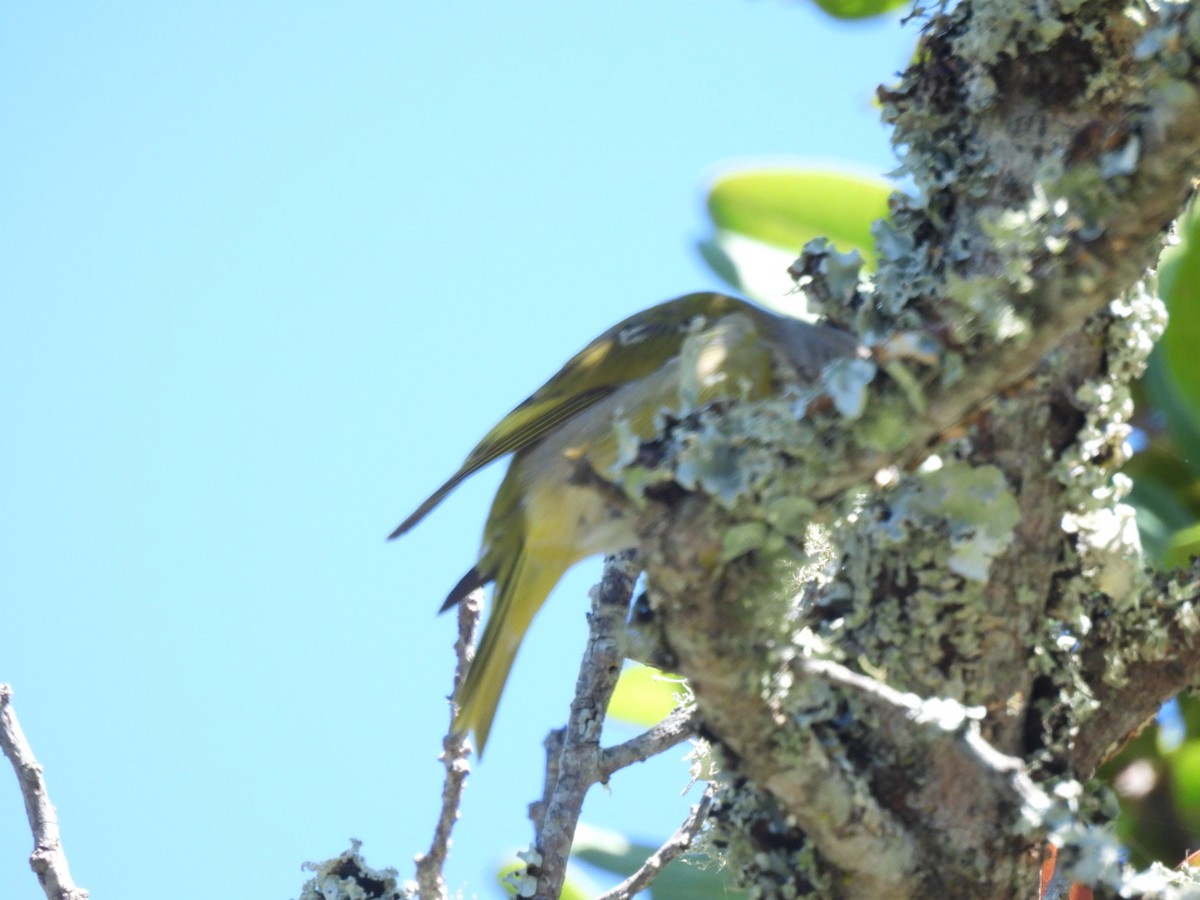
[391,291,856,753]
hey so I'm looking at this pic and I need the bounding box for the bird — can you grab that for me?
[390,291,856,753]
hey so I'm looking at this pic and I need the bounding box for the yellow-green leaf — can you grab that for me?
[607,664,686,727]
[706,168,891,268]
[812,0,909,19]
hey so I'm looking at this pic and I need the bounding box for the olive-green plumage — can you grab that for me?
[391,292,856,753]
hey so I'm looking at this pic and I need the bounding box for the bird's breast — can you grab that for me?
[522,467,638,565]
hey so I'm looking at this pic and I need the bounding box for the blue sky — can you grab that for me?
[0,4,914,897]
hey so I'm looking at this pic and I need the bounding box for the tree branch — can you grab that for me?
[593,783,716,900]
[525,552,638,899]
[598,705,696,781]
[413,588,483,900]
[1069,563,1200,776]
[628,2,1200,896]
[0,684,89,900]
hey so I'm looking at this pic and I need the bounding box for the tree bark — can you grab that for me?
[630,2,1200,896]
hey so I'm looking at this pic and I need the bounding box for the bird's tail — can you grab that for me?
[388,469,473,540]
[453,544,567,755]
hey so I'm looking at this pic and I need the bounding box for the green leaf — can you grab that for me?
[1169,739,1200,828]
[1178,692,1200,737]
[706,168,891,268]
[571,825,653,879]
[607,664,685,728]
[1129,478,1189,563]
[1160,204,1200,426]
[1143,348,1200,478]
[695,237,744,293]
[1126,351,1200,564]
[572,823,748,900]
[1165,521,1200,569]
[696,231,809,303]
[812,0,909,19]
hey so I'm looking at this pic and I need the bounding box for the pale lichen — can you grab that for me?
[302,841,404,900]
[617,0,1200,894]
[887,461,1020,581]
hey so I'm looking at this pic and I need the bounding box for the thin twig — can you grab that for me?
[530,552,639,900]
[800,657,1054,819]
[598,705,697,781]
[594,783,717,900]
[533,707,697,843]
[0,683,89,900]
[414,589,483,900]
